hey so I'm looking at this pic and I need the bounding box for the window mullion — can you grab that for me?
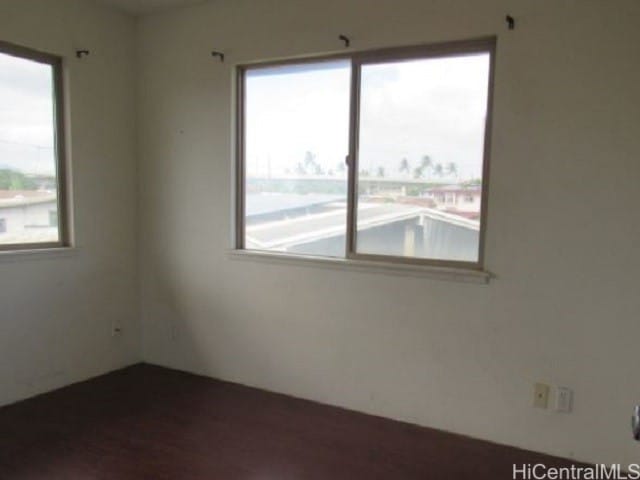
[53,58,69,247]
[236,67,246,250]
[345,58,361,259]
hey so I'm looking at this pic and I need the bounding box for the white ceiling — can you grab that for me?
[96,0,207,15]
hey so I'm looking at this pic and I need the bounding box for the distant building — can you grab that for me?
[424,185,482,218]
[0,191,58,244]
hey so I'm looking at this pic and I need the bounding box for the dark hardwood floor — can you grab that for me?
[0,364,581,479]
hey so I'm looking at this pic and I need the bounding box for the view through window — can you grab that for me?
[355,53,490,262]
[244,60,351,257]
[240,40,494,267]
[0,46,64,248]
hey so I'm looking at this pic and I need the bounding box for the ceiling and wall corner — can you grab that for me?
[94,0,206,15]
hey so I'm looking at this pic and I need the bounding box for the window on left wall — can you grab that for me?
[0,42,68,250]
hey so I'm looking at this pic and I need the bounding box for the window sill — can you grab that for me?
[0,246,79,263]
[227,249,492,284]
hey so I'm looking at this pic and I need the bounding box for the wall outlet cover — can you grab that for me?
[534,382,550,409]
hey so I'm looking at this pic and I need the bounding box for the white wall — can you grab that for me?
[0,0,140,405]
[137,0,640,464]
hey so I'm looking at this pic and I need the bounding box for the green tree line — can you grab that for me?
[0,169,38,190]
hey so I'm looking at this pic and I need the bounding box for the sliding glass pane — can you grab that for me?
[355,53,491,263]
[0,52,60,245]
[244,60,351,257]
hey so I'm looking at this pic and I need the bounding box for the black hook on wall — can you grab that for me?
[211,51,225,62]
[75,49,90,59]
[505,15,515,30]
[339,35,350,48]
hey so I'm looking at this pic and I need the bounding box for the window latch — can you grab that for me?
[345,155,353,168]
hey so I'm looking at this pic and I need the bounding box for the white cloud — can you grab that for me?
[0,52,56,175]
[245,53,490,182]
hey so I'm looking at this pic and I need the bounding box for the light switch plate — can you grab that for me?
[556,387,573,413]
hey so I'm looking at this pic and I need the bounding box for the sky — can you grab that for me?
[245,53,490,182]
[0,52,56,176]
[246,60,351,179]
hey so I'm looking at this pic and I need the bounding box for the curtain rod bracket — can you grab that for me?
[339,35,350,48]
[75,50,90,59]
[506,15,515,30]
[211,51,225,62]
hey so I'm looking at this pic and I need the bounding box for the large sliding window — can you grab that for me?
[237,38,494,270]
[0,42,68,250]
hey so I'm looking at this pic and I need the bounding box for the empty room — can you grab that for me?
[1,0,639,478]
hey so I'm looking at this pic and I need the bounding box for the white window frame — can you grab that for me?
[0,41,70,252]
[235,37,495,272]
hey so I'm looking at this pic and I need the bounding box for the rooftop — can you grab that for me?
[0,190,57,208]
[246,202,478,250]
[246,193,343,217]
[427,185,481,193]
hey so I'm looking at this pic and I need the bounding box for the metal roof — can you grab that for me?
[246,203,423,249]
[246,193,343,217]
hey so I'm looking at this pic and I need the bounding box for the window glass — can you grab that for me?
[355,53,490,262]
[239,41,494,268]
[244,60,351,257]
[0,50,61,246]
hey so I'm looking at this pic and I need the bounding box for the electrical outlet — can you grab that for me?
[533,383,550,409]
[555,387,573,413]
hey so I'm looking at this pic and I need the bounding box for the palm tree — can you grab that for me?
[446,162,458,178]
[433,163,444,177]
[413,167,424,179]
[304,151,316,169]
[418,155,433,181]
[377,166,386,178]
[399,157,410,175]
